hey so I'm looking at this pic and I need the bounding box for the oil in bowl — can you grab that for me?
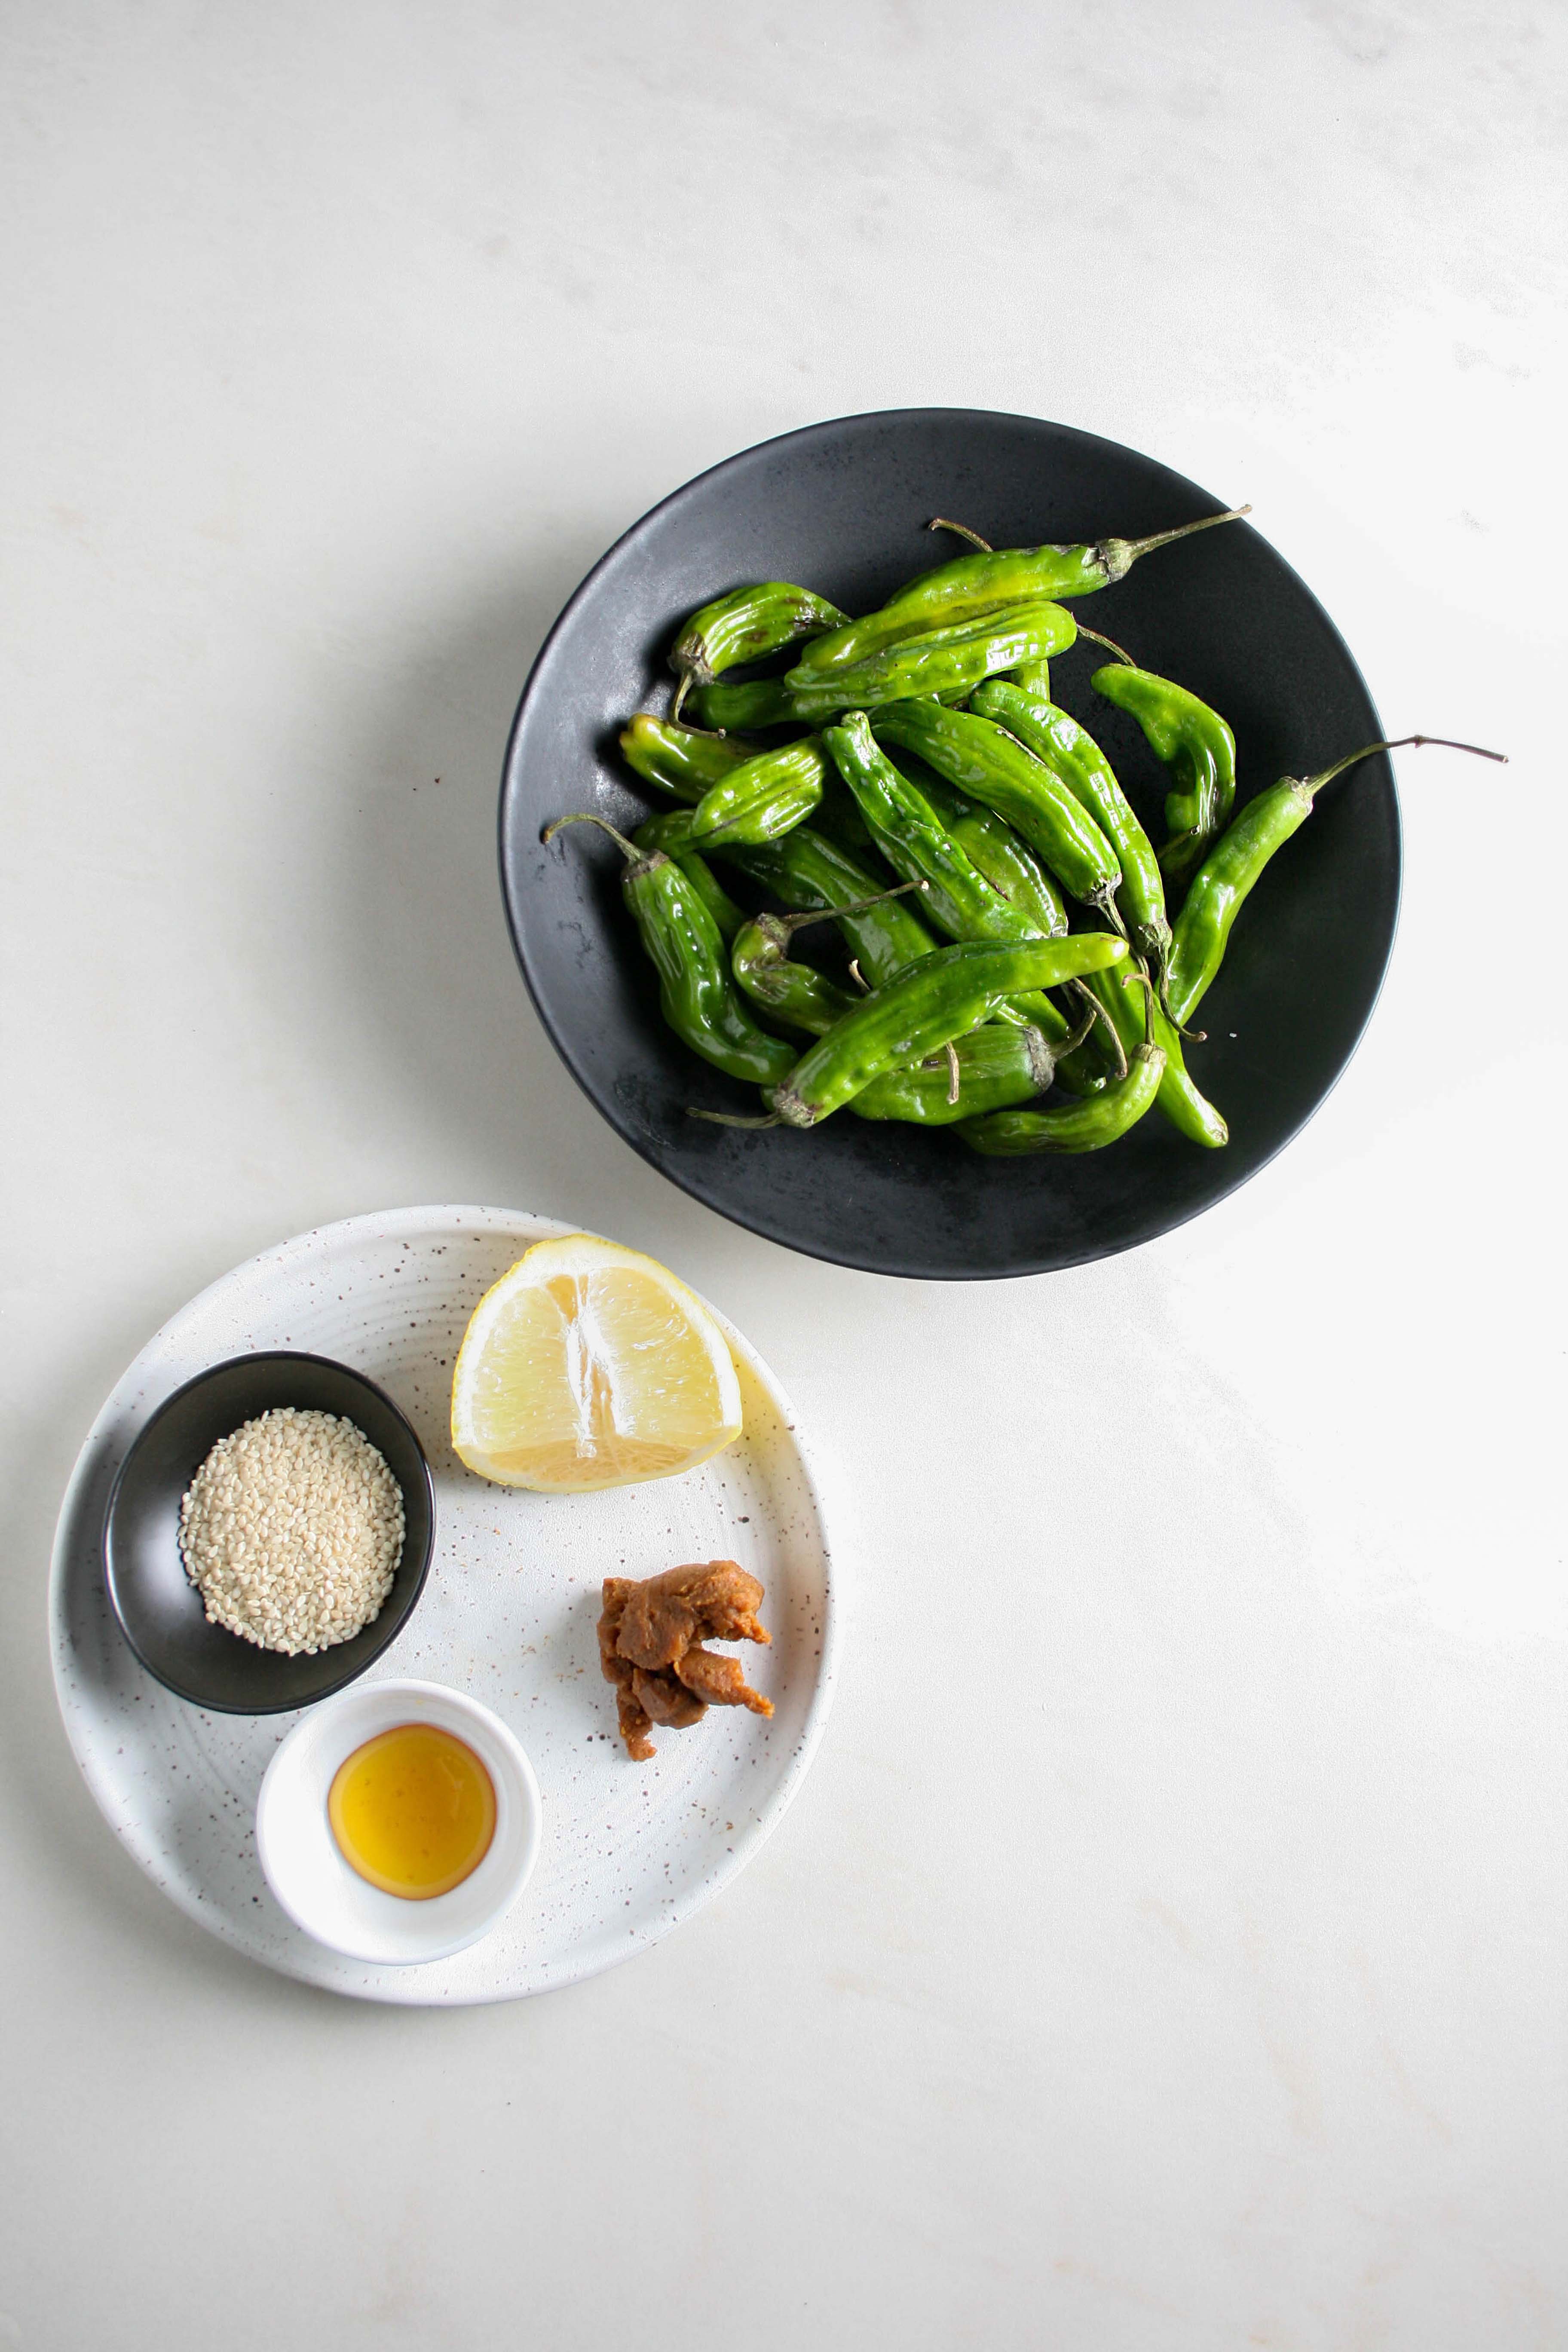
[328,1722,496,1900]
[256,1677,542,1965]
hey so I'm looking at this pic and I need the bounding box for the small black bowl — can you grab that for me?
[499,407,1399,1279]
[103,1351,436,1715]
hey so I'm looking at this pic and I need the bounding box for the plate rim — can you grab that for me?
[49,1203,839,2004]
[497,404,1400,1280]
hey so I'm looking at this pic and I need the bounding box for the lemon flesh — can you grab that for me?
[450,1234,742,1492]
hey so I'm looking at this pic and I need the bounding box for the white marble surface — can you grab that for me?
[3,4,1564,2346]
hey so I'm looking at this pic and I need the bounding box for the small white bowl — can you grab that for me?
[256,1678,542,1966]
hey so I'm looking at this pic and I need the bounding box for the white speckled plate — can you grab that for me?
[49,1207,836,2004]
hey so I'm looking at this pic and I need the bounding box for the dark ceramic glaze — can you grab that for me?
[104,1352,436,1713]
[499,409,1396,1278]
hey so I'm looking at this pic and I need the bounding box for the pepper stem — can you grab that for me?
[770,878,928,941]
[1126,963,1158,1050]
[542,812,644,861]
[927,517,993,552]
[1076,621,1137,667]
[944,1041,962,1106]
[687,1107,783,1129]
[1060,1000,1099,1058]
[1302,733,1507,801]
[1073,980,1127,1081]
[670,673,691,725]
[1120,505,1252,562]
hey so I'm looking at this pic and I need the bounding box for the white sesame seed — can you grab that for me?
[177,1407,404,1656]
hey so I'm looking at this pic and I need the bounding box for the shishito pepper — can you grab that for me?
[914,767,1067,939]
[729,883,925,1037]
[970,678,1170,975]
[641,816,944,991]
[621,807,748,944]
[962,1038,1165,1154]
[668,583,848,721]
[1086,637,1237,887]
[793,507,1250,676]
[763,933,1129,1129]
[850,1020,1069,1126]
[545,815,795,1086]
[1164,735,1505,1026]
[822,712,1084,1047]
[619,713,747,802]
[687,735,827,848]
[962,977,1164,1155]
[867,698,1123,919]
[1082,961,1228,1150]
[692,602,1077,732]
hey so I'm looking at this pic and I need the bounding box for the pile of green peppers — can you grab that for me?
[547,512,1500,1157]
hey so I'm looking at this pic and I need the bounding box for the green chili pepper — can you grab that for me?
[970,678,1170,973]
[867,698,1123,919]
[756,934,1128,1129]
[851,1021,1062,1125]
[824,714,1054,950]
[961,1038,1165,1155]
[668,583,848,721]
[693,604,1076,732]
[1008,659,1051,699]
[687,735,827,848]
[731,912,860,1036]
[544,815,795,1087]
[619,712,747,802]
[1165,734,1505,1028]
[703,823,941,988]
[793,507,1250,677]
[822,712,1082,1046]
[619,807,747,943]
[914,767,1067,938]
[1086,637,1237,887]
[730,883,924,1037]
[961,972,1164,1154]
[1082,961,1228,1149]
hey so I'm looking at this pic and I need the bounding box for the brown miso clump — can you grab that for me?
[598,1562,772,1761]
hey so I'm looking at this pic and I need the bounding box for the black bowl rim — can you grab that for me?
[498,405,1400,1279]
[102,1348,438,1715]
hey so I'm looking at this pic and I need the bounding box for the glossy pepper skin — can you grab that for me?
[730,912,859,1037]
[546,817,795,1087]
[620,808,746,942]
[668,582,847,720]
[793,507,1249,676]
[850,1022,1057,1125]
[687,736,827,848]
[1160,738,1488,1028]
[619,713,747,803]
[970,679,1170,971]
[692,603,1076,731]
[867,699,1123,916]
[1091,662,1237,887]
[769,933,1128,1128]
[822,712,1076,1044]
[915,766,1067,938]
[1083,962,1228,1149]
[961,1038,1164,1154]
[687,821,941,989]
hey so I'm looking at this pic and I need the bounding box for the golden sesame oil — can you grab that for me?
[328,1722,496,1900]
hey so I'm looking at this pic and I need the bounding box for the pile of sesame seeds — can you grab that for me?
[177,1407,404,1656]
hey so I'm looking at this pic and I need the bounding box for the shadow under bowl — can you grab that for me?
[103,1351,436,1714]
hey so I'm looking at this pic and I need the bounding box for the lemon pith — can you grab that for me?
[450,1234,742,1493]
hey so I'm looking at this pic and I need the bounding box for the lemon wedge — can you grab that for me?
[450,1234,742,1493]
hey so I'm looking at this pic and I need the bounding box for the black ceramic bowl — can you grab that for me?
[103,1352,436,1714]
[500,409,1397,1278]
